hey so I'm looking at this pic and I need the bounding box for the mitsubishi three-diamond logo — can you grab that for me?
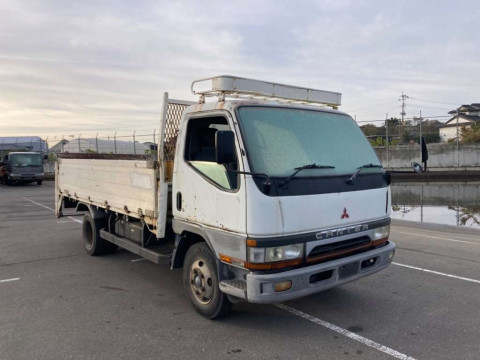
[341,207,349,219]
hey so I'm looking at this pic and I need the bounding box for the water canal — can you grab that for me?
[391,182,480,230]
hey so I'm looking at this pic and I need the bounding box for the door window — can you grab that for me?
[184,116,238,190]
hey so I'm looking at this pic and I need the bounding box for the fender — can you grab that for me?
[75,202,106,220]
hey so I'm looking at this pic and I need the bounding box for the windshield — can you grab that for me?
[237,106,381,177]
[9,154,43,167]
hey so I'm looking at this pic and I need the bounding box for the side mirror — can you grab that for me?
[216,131,236,164]
[412,162,423,173]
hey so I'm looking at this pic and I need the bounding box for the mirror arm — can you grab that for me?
[230,170,272,194]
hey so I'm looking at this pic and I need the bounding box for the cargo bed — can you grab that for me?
[56,154,158,227]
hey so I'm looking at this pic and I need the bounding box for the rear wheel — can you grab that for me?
[183,243,232,319]
[82,213,107,256]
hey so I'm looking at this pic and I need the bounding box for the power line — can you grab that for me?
[409,97,459,106]
[355,114,451,123]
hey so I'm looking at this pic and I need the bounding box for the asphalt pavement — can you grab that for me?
[1,182,479,360]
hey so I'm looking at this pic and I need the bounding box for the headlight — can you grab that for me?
[248,243,304,263]
[373,225,390,240]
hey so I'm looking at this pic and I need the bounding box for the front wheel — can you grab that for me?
[183,243,232,319]
[37,180,42,185]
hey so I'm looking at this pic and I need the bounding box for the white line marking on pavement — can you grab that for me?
[23,197,54,211]
[130,258,147,262]
[392,262,480,284]
[0,278,20,283]
[394,231,478,245]
[67,216,82,224]
[276,304,416,360]
[23,197,82,224]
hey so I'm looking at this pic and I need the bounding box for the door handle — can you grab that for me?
[176,192,182,211]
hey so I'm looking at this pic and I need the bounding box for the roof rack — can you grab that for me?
[191,75,341,108]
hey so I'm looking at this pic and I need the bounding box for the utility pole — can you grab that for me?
[385,113,389,168]
[419,110,423,144]
[399,92,409,144]
[456,108,460,167]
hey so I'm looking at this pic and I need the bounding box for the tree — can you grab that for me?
[461,123,480,143]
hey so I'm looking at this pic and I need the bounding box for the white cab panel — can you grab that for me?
[246,183,389,237]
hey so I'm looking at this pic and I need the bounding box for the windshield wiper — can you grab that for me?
[345,163,382,185]
[280,163,335,188]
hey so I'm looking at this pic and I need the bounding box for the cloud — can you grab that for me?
[0,0,479,137]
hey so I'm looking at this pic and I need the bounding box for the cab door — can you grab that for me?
[173,112,246,235]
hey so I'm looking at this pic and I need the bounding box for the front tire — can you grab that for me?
[82,213,107,256]
[183,243,232,319]
[37,180,42,185]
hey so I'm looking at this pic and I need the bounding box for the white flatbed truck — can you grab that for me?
[56,75,398,319]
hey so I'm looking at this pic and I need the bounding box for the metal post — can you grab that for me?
[419,110,422,144]
[45,137,49,156]
[78,135,81,153]
[385,113,389,168]
[153,129,156,148]
[133,130,136,155]
[95,133,98,153]
[114,132,117,154]
[420,185,424,223]
[456,109,460,167]
[456,185,459,227]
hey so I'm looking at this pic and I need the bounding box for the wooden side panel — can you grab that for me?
[57,158,157,221]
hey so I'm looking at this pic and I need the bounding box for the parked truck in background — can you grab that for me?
[55,75,398,319]
[0,152,44,185]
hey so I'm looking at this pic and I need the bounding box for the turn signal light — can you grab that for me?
[274,280,292,292]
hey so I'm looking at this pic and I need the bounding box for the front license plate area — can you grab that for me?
[339,261,359,279]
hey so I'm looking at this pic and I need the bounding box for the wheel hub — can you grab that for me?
[189,259,214,305]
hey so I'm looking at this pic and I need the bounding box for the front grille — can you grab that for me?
[308,236,371,260]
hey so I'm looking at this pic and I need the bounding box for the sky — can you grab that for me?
[1,0,479,141]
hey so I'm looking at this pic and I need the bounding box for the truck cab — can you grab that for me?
[172,79,394,313]
[56,76,395,319]
[0,152,44,185]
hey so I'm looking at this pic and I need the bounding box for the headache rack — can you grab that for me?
[191,75,342,108]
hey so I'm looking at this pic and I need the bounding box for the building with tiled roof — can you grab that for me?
[439,104,480,142]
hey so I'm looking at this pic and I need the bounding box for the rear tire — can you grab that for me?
[82,213,107,256]
[183,243,232,319]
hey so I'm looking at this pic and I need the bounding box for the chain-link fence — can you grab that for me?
[359,118,442,147]
[48,131,158,160]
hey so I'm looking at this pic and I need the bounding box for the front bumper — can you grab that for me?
[245,241,395,304]
[10,174,44,181]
